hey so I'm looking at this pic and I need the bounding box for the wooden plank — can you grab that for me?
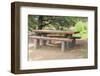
[29,36,72,42]
[32,30,78,34]
[33,39,39,49]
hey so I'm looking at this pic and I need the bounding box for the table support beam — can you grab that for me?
[33,39,39,49]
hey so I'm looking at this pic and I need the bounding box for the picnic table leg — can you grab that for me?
[43,40,47,45]
[61,41,65,52]
[65,42,69,49]
[71,38,76,47]
[33,39,39,49]
[46,40,51,45]
[61,41,71,52]
[40,39,43,46]
[40,39,47,46]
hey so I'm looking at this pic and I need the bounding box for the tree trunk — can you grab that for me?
[38,16,44,29]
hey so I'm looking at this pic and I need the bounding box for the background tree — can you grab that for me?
[28,15,88,38]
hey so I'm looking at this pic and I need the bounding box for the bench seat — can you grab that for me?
[29,36,72,52]
[29,36,72,42]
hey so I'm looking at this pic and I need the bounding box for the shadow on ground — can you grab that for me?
[28,40,88,61]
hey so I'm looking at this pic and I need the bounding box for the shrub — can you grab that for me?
[74,21,88,39]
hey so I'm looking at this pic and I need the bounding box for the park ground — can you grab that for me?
[28,39,88,61]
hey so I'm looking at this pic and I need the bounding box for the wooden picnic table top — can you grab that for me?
[32,30,79,34]
[29,36,72,42]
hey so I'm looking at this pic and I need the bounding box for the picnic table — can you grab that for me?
[30,30,80,52]
[32,30,79,37]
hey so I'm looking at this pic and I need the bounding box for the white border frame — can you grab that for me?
[20,6,95,70]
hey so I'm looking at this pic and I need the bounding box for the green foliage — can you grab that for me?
[28,15,38,31]
[74,21,88,39]
[28,15,88,39]
[43,24,56,30]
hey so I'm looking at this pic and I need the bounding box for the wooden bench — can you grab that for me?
[46,34,81,48]
[29,36,72,52]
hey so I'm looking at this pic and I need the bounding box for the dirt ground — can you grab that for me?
[28,40,88,61]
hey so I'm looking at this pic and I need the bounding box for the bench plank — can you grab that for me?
[29,36,76,52]
[29,36,72,42]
